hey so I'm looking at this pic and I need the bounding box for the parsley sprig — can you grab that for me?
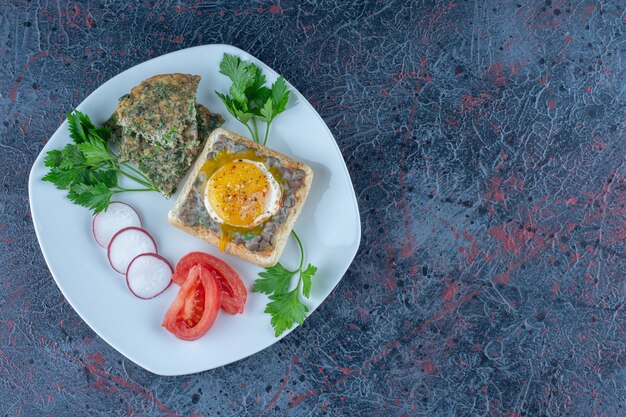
[43,110,159,213]
[215,54,290,145]
[253,231,317,336]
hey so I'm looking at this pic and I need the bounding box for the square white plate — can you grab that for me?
[28,44,361,376]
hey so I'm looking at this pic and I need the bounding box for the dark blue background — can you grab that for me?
[1,1,625,416]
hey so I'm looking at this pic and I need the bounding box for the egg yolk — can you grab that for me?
[206,160,274,228]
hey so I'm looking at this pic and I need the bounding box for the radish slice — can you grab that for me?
[107,227,157,274]
[126,253,173,299]
[93,202,142,248]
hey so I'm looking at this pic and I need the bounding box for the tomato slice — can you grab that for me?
[162,265,221,340]
[172,252,247,314]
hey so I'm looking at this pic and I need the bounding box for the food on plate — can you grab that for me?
[43,55,322,338]
[114,74,200,148]
[168,128,313,267]
[43,76,225,209]
[126,253,173,299]
[161,251,245,340]
[215,54,290,145]
[205,158,282,228]
[110,104,222,163]
[107,226,157,274]
[162,265,221,340]
[253,231,318,336]
[108,104,224,197]
[172,252,246,314]
[92,201,142,248]
[196,104,226,141]
[107,74,225,196]
[43,111,160,213]
[92,205,172,300]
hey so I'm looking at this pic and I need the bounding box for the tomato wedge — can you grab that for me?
[162,265,221,340]
[172,252,247,314]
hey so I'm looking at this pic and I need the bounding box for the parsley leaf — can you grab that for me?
[58,145,87,169]
[219,54,246,81]
[42,111,160,213]
[265,289,309,337]
[259,97,274,122]
[253,263,295,295]
[246,67,271,110]
[43,165,87,190]
[216,54,292,144]
[78,140,114,167]
[216,92,255,124]
[246,64,267,96]
[44,149,64,168]
[68,183,115,213]
[85,169,118,188]
[219,54,255,103]
[67,110,95,144]
[92,126,110,141]
[248,86,272,115]
[270,76,290,116]
[253,232,317,337]
[301,264,317,298]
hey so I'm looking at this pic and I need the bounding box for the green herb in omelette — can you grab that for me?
[242,232,257,241]
[216,54,290,145]
[43,110,160,213]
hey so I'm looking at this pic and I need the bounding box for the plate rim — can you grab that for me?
[28,43,362,375]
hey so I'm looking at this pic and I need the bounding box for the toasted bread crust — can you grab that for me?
[168,128,313,267]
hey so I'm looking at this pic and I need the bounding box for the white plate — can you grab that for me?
[28,44,361,376]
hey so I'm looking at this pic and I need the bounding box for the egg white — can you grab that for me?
[204,159,282,228]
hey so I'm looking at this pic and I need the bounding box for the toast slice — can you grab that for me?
[168,128,313,267]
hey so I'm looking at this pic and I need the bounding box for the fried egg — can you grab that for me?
[204,159,282,228]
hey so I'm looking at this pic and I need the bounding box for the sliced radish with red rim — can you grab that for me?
[126,253,173,299]
[107,227,157,274]
[93,202,142,248]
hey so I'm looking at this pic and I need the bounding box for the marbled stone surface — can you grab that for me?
[1,1,625,416]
